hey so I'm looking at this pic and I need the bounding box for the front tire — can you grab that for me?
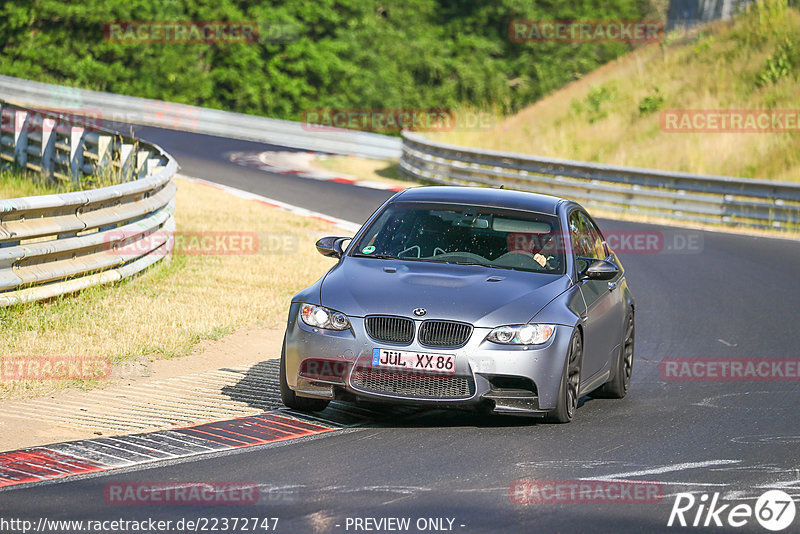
[544,329,583,424]
[594,310,634,399]
[280,339,330,412]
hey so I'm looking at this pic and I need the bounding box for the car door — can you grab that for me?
[570,210,624,383]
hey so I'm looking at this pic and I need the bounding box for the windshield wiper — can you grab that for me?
[443,260,490,267]
[352,255,542,273]
[442,261,535,273]
[352,253,398,260]
[353,254,459,263]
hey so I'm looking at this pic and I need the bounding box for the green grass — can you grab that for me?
[0,167,126,199]
[0,169,70,198]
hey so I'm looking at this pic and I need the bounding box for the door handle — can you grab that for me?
[607,281,617,291]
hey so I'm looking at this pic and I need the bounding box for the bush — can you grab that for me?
[572,84,617,123]
[0,0,655,121]
[756,37,795,85]
[638,87,664,115]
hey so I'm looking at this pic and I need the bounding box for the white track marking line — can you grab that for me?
[581,459,741,481]
[591,480,729,487]
[179,174,361,233]
[230,150,407,192]
[756,479,800,489]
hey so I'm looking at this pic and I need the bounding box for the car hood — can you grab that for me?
[320,257,570,328]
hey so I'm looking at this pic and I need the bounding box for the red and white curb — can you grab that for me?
[180,174,361,233]
[0,412,337,490]
[0,401,422,490]
[0,353,423,491]
[227,151,406,192]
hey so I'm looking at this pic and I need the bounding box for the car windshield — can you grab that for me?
[351,202,565,274]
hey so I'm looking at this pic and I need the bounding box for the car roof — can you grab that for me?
[391,186,564,215]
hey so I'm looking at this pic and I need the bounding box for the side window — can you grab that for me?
[579,212,607,260]
[569,211,589,274]
[569,211,598,259]
[568,212,588,257]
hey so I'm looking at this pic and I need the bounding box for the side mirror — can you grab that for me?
[580,258,619,281]
[315,236,350,259]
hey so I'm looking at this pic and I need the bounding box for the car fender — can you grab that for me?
[529,283,585,329]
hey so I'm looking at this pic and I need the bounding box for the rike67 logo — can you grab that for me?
[668,490,796,531]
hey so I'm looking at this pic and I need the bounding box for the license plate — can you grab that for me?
[372,348,455,374]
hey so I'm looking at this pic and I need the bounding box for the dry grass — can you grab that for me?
[0,176,343,398]
[311,155,416,188]
[433,3,800,182]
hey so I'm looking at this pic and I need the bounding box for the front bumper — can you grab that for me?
[284,303,573,415]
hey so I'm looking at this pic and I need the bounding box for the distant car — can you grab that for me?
[280,186,635,423]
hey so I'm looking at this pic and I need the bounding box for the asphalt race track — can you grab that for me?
[2,125,799,533]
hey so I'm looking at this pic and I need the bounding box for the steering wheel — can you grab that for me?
[494,250,552,270]
[398,245,421,258]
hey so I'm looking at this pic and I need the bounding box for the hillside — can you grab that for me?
[431,0,800,181]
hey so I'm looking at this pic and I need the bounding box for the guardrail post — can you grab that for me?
[136,149,152,179]
[40,115,56,177]
[146,157,161,177]
[96,134,111,168]
[0,102,9,167]
[69,125,84,183]
[119,142,135,181]
[11,109,28,168]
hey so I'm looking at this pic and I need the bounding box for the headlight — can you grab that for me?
[487,324,555,345]
[300,303,351,331]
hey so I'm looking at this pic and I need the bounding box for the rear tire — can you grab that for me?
[280,339,330,412]
[544,329,582,424]
[594,310,634,399]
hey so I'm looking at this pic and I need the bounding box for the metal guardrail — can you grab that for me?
[400,131,800,230]
[0,74,402,160]
[4,75,795,231]
[0,100,177,306]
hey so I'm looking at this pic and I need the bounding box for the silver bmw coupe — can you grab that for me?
[281,186,635,423]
